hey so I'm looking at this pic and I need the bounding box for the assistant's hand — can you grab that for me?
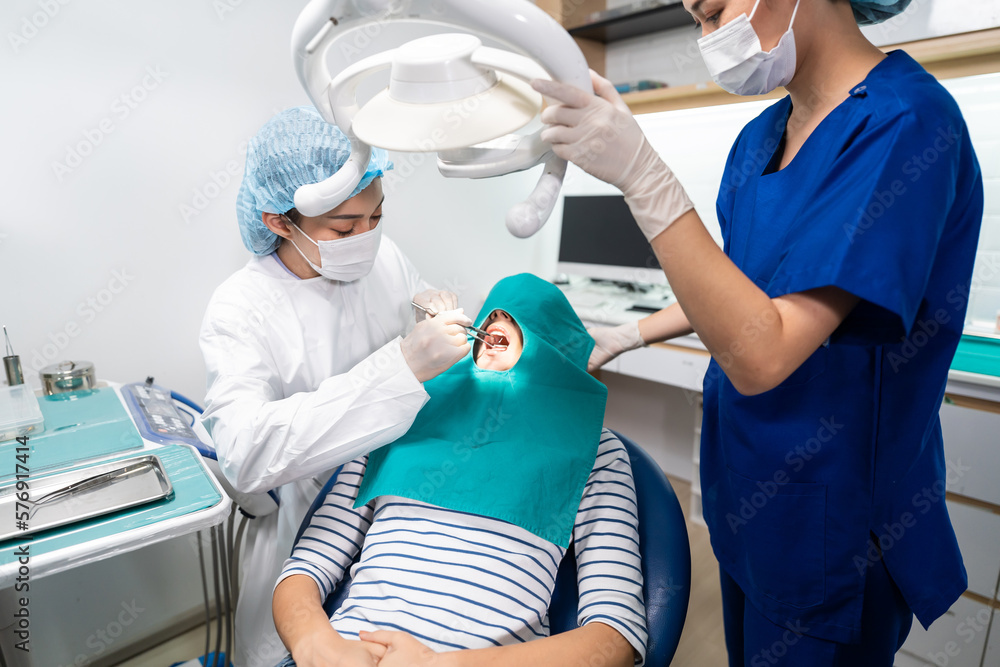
[359,630,441,667]
[588,321,645,372]
[533,70,694,241]
[291,631,386,667]
[412,289,459,322]
[533,70,648,192]
[401,309,472,383]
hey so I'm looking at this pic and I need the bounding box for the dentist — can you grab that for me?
[199,106,471,667]
[536,0,983,664]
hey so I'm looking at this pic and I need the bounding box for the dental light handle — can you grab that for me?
[294,49,393,216]
[506,154,566,238]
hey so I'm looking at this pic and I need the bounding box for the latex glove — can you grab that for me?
[401,309,472,383]
[411,289,459,322]
[533,70,694,241]
[359,630,440,667]
[588,321,645,372]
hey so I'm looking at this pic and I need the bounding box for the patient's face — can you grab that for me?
[474,310,524,371]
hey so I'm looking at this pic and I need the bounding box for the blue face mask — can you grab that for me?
[698,0,801,96]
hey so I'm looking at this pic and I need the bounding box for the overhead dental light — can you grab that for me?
[290,0,593,238]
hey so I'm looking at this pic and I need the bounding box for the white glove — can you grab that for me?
[588,321,645,372]
[533,71,694,241]
[401,309,472,383]
[411,289,459,322]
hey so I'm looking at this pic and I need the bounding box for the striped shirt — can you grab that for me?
[277,429,647,664]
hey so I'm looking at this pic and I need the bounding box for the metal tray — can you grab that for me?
[0,454,172,541]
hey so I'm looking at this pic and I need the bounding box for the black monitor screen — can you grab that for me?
[558,195,658,270]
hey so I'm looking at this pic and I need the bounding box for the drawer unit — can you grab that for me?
[938,401,1000,506]
[948,501,1000,601]
[896,596,993,667]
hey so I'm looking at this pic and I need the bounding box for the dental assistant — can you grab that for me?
[199,107,471,667]
[535,0,983,665]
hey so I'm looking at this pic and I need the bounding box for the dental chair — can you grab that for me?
[293,430,692,665]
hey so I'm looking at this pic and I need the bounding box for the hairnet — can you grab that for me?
[851,0,913,25]
[236,106,393,255]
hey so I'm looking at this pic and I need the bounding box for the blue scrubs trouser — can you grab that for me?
[720,557,913,666]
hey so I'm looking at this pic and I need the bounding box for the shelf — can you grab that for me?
[568,1,691,43]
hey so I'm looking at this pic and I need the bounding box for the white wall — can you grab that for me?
[0,1,562,404]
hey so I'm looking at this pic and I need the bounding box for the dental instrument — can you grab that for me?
[410,301,509,350]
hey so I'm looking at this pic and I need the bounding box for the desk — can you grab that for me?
[0,382,229,665]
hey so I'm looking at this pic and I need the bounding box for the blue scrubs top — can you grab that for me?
[701,51,983,644]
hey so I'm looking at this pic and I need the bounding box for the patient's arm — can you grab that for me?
[361,622,633,667]
[274,575,385,667]
[272,456,378,665]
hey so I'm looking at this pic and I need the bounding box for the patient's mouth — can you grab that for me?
[485,323,510,351]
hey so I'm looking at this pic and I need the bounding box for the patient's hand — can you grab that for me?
[292,631,386,667]
[359,630,440,667]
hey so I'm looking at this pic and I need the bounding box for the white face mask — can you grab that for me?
[286,221,382,282]
[697,0,801,96]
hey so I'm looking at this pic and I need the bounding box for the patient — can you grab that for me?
[271,274,647,667]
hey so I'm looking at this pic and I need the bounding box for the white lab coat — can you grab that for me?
[199,236,431,667]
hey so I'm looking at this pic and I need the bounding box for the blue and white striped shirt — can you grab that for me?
[277,429,647,664]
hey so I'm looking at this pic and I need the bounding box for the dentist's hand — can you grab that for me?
[588,321,645,372]
[533,70,694,241]
[411,289,459,322]
[401,309,472,383]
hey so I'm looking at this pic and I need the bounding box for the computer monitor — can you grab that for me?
[557,194,665,285]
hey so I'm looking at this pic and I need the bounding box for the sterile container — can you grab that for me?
[0,384,44,442]
[40,360,97,395]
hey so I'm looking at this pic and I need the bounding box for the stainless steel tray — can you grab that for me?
[0,454,172,541]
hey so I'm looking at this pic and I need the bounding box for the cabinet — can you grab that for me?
[886,400,1000,667]
[565,1,690,42]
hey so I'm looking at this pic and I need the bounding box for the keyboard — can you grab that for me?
[559,282,675,326]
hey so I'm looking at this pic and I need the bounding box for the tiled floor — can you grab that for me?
[117,475,730,667]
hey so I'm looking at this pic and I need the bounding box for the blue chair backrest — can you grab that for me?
[293,430,691,665]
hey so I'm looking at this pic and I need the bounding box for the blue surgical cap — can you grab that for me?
[851,0,913,25]
[236,106,393,255]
